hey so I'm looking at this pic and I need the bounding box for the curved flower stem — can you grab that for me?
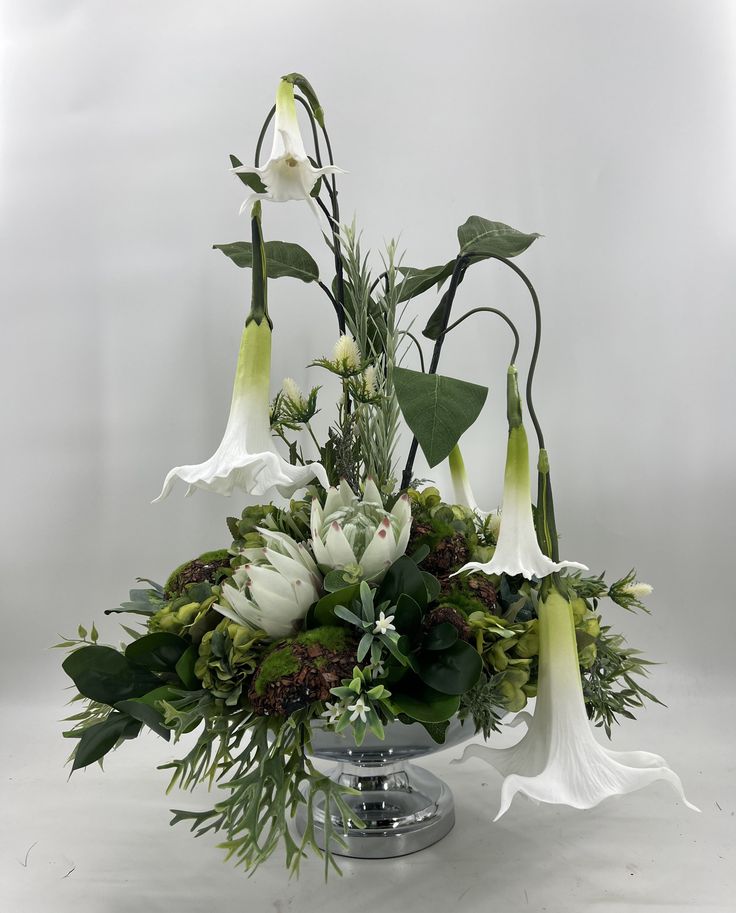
[490,256,545,451]
[253,106,276,168]
[369,271,388,296]
[439,306,520,365]
[400,255,469,490]
[398,331,426,372]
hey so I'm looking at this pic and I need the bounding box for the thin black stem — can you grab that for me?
[369,272,388,296]
[491,256,545,450]
[400,256,469,489]
[317,122,346,335]
[440,306,520,364]
[399,331,426,372]
[318,280,341,320]
[254,105,276,168]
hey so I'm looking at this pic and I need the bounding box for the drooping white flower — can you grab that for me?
[348,697,369,723]
[310,478,412,582]
[154,319,327,501]
[216,528,322,639]
[448,443,491,519]
[453,366,587,581]
[232,78,344,217]
[373,611,396,636]
[454,587,698,818]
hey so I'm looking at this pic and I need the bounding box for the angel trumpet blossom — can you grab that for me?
[455,587,698,818]
[453,366,587,580]
[448,444,491,520]
[155,207,327,501]
[232,78,344,217]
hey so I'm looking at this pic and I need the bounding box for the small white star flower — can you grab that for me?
[321,701,342,726]
[371,661,386,679]
[373,611,396,636]
[347,697,369,723]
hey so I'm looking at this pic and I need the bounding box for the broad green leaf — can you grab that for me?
[114,699,170,740]
[174,645,199,690]
[62,646,160,705]
[392,684,460,723]
[71,712,142,771]
[393,367,488,468]
[377,556,429,608]
[125,633,189,673]
[310,584,361,627]
[391,594,423,640]
[229,154,267,193]
[422,290,453,340]
[415,640,483,695]
[420,719,451,744]
[423,622,459,651]
[213,240,319,283]
[457,216,541,259]
[397,262,454,302]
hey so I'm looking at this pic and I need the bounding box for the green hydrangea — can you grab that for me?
[194,619,266,707]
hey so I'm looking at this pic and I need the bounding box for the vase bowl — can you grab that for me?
[295,718,476,859]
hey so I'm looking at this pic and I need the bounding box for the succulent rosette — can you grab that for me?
[310,479,412,582]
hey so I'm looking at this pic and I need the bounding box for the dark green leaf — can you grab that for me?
[391,594,423,640]
[393,367,488,468]
[422,291,453,340]
[114,699,170,740]
[125,633,189,673]
[397,262,454,302]
[392,683,460,723]
[419,719,451,744]
[174,645,199,690]
[229,154,267,193]
[213,240,319,283]
[62,646,160,705]
[423,622,459,652]
[422,572,441,603]
[378,556,429,608]
[310,584,361,627]
[416,640,483,695]
[457,216,541,259]
[71,711,142,771]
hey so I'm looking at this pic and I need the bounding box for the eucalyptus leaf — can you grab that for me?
[125,633,189,673]
[377,556,429,608]
[393,367,488,468]
[423,622,459,652]
[114,699,171,740]
[174,645,200,690]
[391,684,461,723]
[391,594,423,640]
[213,240,319,283]
[71,711,142,771]
[415,640,483,695]
[457,216,541,259]
[62,646,160,705]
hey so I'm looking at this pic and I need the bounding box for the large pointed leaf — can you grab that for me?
[397,262,454,302]
[213,240,319,283]
[229,154,267,193]
[393,367,488,468]
[415,640,483,695]
[70,711,142,771]
[392,682,460,723]
[457,216,541,259]
[125,633,189,673]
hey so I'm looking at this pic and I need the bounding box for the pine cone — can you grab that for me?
[421,533,470,579]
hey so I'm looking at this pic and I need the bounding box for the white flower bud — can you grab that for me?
[282,377,305,408]
[621,582,653,598]
[333,334,361,371]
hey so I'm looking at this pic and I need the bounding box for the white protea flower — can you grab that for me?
[155,318,327,501]
[454,587,698,818]
[310,479,412,582]
[232,78,344,217]
[453,366,587,581]
[216,528,322,639]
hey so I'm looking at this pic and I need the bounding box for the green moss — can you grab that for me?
[296,626,353,653]
[253,647,301,696]
[164,550,231,597]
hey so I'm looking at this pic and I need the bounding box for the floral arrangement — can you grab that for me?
[58,72,696,877]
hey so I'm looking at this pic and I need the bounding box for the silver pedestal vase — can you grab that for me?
[295,718,475,859]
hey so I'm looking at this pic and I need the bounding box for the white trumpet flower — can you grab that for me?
[454,366,587,580]
[310,479,412,582]
[232,78,344,216]
[155,319,327,501]
[454,587,698,818]
[448,444,491,519]
[216,528,322,639]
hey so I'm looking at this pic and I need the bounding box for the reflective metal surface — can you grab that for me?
[295,719,475,859]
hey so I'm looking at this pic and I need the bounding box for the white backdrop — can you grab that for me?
[1,2,735,911]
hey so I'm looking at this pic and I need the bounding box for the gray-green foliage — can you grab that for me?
[340,224,402,491]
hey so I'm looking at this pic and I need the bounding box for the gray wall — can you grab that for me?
[2,0,734,705]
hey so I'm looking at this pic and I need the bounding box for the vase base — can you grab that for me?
[296,761,455,859]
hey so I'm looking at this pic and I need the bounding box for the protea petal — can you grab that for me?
[358,521,395,579]
[324,521,358,568]
[454,588,698,818]
[155,320,327,502]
